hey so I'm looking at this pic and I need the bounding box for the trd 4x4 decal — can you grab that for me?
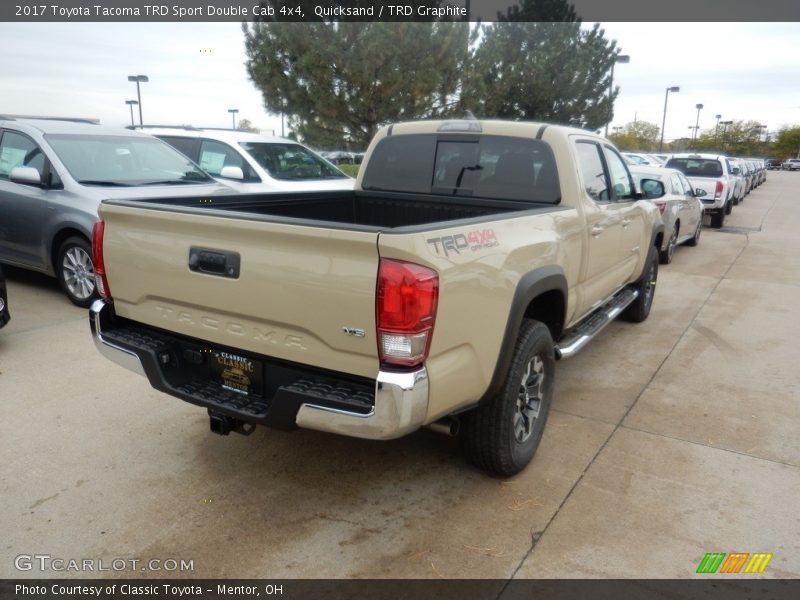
[427,229,498,256]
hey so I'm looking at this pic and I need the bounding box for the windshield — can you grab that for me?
[46,134,212,186]
[239,142,347,181]
[666,158,723,178]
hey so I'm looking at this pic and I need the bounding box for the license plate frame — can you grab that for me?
[209,350,264,396]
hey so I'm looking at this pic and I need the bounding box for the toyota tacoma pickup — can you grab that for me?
[89,120,663,476]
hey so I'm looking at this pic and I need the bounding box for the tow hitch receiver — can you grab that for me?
[209,411,256,436]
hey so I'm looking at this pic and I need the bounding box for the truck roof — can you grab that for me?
[382,119,599,140]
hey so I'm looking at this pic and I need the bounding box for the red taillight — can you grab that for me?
[714,180,724,198]
[92,220,111,299]
[654,200,667,215]
[376,259,438,368]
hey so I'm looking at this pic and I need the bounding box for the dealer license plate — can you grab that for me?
[209,350,263,396]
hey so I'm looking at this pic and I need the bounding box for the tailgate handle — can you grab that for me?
[188,247,240,279]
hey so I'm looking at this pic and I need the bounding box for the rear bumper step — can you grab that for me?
[555,288,639,360]
[90,299,428,440]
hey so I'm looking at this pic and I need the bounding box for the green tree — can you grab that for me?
[461,1,619,129]
[236,118,260,133]
[243,21,469,148]
[692,120,766,156]
[608,120,660,151]
[771,126,800,159]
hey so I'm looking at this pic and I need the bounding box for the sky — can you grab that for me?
[1,21,799,145]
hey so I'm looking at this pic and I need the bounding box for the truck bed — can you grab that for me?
[112,191,548,230]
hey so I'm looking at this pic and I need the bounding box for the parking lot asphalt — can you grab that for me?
[1,172,799,580]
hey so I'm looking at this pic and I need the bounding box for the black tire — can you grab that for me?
[659,225,678,264]
[725,200,733,215]
[709,209,725,229]
[460,320,555,477]
[622,244,658,323]
[685,221,702,247]
[56,236,97,308]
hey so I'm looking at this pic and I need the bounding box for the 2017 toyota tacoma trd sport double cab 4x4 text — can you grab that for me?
[89,120,663,475]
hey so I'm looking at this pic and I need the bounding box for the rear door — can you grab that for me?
[100,202,381,379]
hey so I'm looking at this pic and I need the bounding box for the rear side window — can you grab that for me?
[666,158,723,177]
[363,134,560,203]
[199,139,258,182]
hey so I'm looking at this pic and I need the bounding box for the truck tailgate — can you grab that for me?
[99,203,380,379]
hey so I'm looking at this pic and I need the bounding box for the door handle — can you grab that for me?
[591,225,604,236]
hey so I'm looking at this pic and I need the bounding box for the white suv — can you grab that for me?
[782,158,800,171]
[138,127,354,192]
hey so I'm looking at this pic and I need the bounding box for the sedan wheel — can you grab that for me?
[57,236,97,307]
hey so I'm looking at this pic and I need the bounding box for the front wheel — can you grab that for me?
[460,320,555,477]
[56,236,97,307]
[622,244,658,323]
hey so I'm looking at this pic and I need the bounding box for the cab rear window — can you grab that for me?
[362,134,561,204]
[666,158,723,177]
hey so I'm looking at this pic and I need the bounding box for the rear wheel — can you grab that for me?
[56,236,97,307]
[709,209,725,229]
[460,320,555,477]
[622,244,658,323]
[725,200,733,215]
[659,225,678,264]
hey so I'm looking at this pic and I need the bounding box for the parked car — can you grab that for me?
[781,158,800,171]
[0,264,9,329]
[631,165,704,264]
[0,117,235,306]
[665,154,736,228]
[766,159,782,170]
[139,127,354,193]
[622,152,662,167]
[727,158,747,204]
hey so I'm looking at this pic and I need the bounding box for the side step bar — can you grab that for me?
[555,288,639,360]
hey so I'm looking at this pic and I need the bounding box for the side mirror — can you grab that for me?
[695,188,707,197]
[640,178,665,199]
[9,166,42,186]
[731,167,740,175]
[219,166,244,181]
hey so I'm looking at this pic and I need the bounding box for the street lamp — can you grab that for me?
[125,100,138,128]
[715,114,722,139]
[719,120,733,151]
[605,54,630,137]
[228,108,239,130]
[127,75,148,126]
[693,103,704,143]
[659,86,680,152]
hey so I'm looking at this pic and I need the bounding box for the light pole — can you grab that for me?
[228,108,239,130]
[693,103,704,143]
[714,114,722,140]
[127,75,148,126]
[125,100,138,127]
[605,54,630,137]
[659,86,680,152]
[719,120,733,151]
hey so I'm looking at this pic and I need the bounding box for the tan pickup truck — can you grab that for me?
[89,120,663,475]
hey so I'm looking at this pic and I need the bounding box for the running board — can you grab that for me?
[555,288,639,360]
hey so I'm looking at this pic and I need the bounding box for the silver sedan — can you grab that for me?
[631,165,705,264]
